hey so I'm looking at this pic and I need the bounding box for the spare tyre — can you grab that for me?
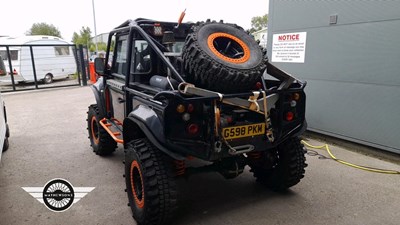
[182,20,267,93]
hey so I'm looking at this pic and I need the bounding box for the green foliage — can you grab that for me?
[89,40,114,53]
[72,26,92,46]
[89,42,108,52]
[27,23,62,38]
[250,14,268,33]
[72,27,113,53]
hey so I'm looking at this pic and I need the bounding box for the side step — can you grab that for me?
[99,118,124,144]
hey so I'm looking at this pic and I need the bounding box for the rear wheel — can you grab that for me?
[250,137,307,191]
[87,104,117,155]
[125,138,177,225]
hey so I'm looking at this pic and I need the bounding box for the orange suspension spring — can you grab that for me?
[174,160,186,176]
[247,152,262,160]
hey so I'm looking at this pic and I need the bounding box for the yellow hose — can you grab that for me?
[301,140,400,175]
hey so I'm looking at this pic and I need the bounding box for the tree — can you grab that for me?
[250,14,268,33]
[89,42,108,53]
[27,23,62,38]
[72,26,92,46]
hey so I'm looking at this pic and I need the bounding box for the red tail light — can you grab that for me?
[187,104,195,113]
[255,82,262,89]
[187,124,199,135]
[285,112,294,121]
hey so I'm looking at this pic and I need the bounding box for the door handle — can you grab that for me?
[117,97,125,103]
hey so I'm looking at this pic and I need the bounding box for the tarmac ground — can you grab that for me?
[1,86,399,225]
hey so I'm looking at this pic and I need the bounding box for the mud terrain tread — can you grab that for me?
[125,138,177,225]
[251,137,307,191]
[182,21,267,93]
[87,104,117,155]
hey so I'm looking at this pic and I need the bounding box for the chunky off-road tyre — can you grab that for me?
[124,138,177,225]
[183,20,267,93]
[250,137,307,191]
[87,104,117,155]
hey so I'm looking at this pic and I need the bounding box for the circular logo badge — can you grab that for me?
[42,178,75,212]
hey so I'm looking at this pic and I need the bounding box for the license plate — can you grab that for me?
[222,123,265,140]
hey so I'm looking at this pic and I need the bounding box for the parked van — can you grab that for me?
[0,35,77,84]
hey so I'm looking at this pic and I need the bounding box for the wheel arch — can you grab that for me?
[123,107,185,160]
[90,77,107,117]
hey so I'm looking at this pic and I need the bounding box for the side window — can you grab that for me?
[0,50,18,61]
[113,35,128,76]
[54,46,70,56]
[131,39,152,74]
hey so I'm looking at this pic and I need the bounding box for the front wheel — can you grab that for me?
[87,104,117,155]
[125,138,177,225]
[250,137,307,191]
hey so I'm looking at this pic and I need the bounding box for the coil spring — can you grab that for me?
[174,160,186,176]
[247,152,262,160]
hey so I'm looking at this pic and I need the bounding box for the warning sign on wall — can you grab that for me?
[271,32,307,63]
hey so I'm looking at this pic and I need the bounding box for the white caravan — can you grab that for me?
[0,35,77,84]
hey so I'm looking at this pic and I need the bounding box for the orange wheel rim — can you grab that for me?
[207,32,250,64]
[130,161,145,208]
[91,116,99,144]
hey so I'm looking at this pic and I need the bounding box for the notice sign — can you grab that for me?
[271,32,307,63]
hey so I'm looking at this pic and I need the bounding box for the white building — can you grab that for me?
[252,27,268,48]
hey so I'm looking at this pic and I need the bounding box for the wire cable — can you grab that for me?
[301,140,400,175]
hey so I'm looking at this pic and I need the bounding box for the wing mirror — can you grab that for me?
[94,57,105,76]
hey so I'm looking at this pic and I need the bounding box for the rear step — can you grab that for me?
[99,118,124,144]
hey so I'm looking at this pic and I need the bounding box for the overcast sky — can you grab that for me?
[1,0,269,42]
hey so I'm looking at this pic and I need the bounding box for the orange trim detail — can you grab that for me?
[177,9,186,25]
[130,161,145,209]
[207,32,250,64]
[99,118,124,144]
[91,116,99,144]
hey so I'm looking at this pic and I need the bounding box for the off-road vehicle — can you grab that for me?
[87,18,307,225]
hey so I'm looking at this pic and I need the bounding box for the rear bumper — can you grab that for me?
[165,120,307,161]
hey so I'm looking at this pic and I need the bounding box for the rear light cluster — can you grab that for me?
[285,93,300,122]
[176,103,199,135]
